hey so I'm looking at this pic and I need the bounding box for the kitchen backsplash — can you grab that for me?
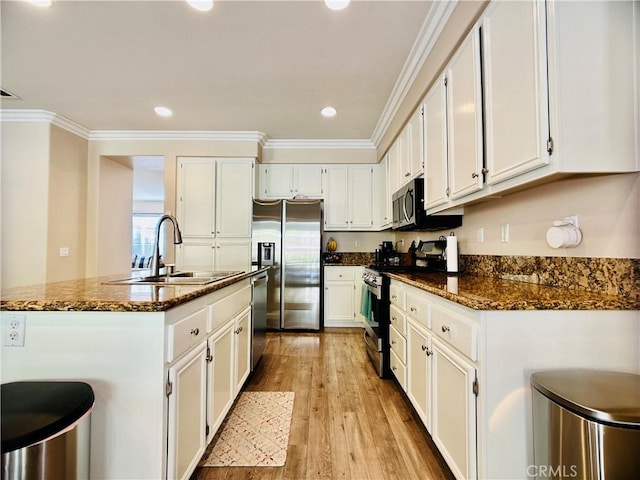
[461,255,639,300]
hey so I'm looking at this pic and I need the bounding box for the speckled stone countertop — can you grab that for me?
[0,268,268,313]
[385,272,639,311]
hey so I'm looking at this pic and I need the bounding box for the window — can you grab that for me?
[132,213,163,269]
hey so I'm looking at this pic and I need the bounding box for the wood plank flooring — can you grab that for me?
[191,328,454,480]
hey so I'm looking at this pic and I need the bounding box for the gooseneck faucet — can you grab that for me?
[150,215,183,277]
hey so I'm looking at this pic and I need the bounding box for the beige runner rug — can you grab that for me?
[199,391,295,467]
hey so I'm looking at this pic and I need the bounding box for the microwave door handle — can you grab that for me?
[403,191,411,222]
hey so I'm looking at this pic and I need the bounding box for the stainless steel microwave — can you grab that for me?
[391,178,463,231]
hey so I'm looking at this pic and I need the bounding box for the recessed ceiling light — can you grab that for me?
[187,0,213,12]
[324,0,350,11]
[154,106,173,118]
[321,106,337,118]
[29,0,52,7]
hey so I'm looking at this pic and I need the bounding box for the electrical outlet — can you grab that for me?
[501,223,510,243]
[355,239,360,247]
[477,227,484,243]
[3,314,26,347]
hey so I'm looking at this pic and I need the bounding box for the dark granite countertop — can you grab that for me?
[385,271,639,311]
[0,268,268,313]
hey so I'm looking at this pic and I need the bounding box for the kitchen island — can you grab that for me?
[1,268,267,480]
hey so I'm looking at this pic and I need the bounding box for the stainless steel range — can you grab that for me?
[362,268,390,378]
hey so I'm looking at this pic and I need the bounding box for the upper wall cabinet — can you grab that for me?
[378,153,393,229]
[426,0,638,214]
[258,165,324,198]
[423,26,483,210]
[324,165,377,231]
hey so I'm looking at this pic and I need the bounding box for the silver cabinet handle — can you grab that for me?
[421,345,427,351]
[426,348,432,356]
[472,172,479,179]
[410,306,416,312]
[190,328,200,336]
[441,325,450,333]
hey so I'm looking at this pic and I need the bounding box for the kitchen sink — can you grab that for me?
[104,270,244,286]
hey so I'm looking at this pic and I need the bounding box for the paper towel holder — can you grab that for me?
[546,216,582,249]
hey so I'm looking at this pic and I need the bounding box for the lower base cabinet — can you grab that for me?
[207,322,234,442]
[324,266,364,327]
[431,338,477,480]
[167,342,208,480]
[406,318,432,432]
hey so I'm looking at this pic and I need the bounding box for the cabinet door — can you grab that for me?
[294,166,324,197]
[388,139,402,198]
[207,323,234,443]
[234,307,252,395]
[177,158,215,237]
[399,123,413,183]
[447,26,484,200]
[176,241,215,270]
[432,338,477,480]
[216,159,253,237]
[215,239,251,272]
[482,0,549,185]
[167,342,207,480]
[408,106,424,180]
[423,76,449,210]
[407,319,432,432]
[324,281,355,325]
[378,154,392,229]
[324,166,349,230]
[348,166,374,230]
[263,165,293,197]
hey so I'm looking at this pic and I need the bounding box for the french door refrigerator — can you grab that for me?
[252,199,323,330]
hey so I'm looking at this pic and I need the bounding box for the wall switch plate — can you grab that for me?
[355,239,360,247]
[59,247,69,257]
[3,314,26,347]
[501,223,510,243]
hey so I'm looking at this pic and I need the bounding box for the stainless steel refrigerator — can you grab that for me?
[252,199,323,330]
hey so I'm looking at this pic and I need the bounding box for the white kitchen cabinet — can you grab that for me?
[324,266,357,327]
[324,166,375,231]
[423,72,448,210]
[446,24,484,200]
[422,25,482,209]
[406,318,433,432]
[389,322,407,390]
[258,164,324,198]
[387,138,402,200]
[176,157,253,271]
[166,341,208,480]
[378,153,392,229]
[233,306,252,395]
[432,338,477,480]
[176,238,251,272]
[399,106,424,185]
[426,0,639,214]
[206,322,234,442]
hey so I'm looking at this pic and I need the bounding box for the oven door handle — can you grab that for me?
[366,283,380,297]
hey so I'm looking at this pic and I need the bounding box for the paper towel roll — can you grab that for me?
[446,233,458,273]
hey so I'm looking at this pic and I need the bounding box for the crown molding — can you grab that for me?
[0,109,90,139]
[370,0,458,148]
[88,130,268,143]
[263,139,375,150]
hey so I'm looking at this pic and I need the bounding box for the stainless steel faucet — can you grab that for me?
[150,215,183,277]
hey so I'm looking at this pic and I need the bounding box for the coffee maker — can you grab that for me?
[375,241,396,265]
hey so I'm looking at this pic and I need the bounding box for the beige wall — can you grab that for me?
[1,122,51,288]
[97,157,133,276]
[46,125,88,282]
[394,172,640,259]
[324,231,395,253]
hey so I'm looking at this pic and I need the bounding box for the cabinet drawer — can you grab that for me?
[209,285,251,333]
[389,282,406,310]
[325,267,355,282]
[431,305,478,361]
[166,308,207,363]
[389,304,407,337]
[389,324,407,364]
[406,289,429,328]
[390,348,407,391]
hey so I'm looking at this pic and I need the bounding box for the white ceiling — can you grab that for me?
[1,0,437,142]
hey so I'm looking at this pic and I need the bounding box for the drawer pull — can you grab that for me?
[421,345,427,351]
[391,340,396,345]
[190,328,200,336]
[410,307,416,312]
[392,316,397,322]
[392,366,397,371]
[421,345,433,356]
[441,325,450,333]
[392,295,397,300]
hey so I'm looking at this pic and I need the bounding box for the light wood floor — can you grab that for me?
[191,328,454,480]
